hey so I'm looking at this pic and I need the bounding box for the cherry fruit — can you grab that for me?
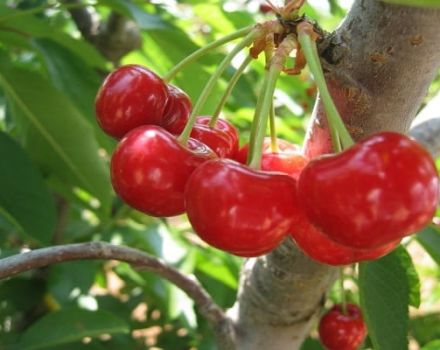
[319,304,367,350]
[95,65,169,139]
[236,137,307,179]
[291,210,399,266]
[298,132,439,249]
[111,125,216,217]
[162,84,192,135]
[259,4,274,14]
[190,117,239,158]
[185,159,299,257]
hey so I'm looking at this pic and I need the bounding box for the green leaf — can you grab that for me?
[167,251,197,327]
[0,60,112,215]
[382,0,440,7]
[0,5,106,68]
[417,226,440,265]
[422,340,440,349]
[97,0,170,30]
[300,337,324,350]
[398,246,421,308]
[19,308,129,350]
[0,278,45,312]
[0,131,56,244]
[48,261,99,305]
[359,246,413,350]
[410,313,440,346]
[32,38,116,152]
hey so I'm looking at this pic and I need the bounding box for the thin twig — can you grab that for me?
[0,242,229,330]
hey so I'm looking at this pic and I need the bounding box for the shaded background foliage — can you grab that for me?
[0,0,439,349]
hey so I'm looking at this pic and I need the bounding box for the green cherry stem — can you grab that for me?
[248,66,280,169]
[210,55,253,128]
[297,23,354,150]
[339,268,348,315]
[247,72,270,164]
[248,34,297,169]
[269,102,279,152]
[163,26,254,83]
[178,30,260,144]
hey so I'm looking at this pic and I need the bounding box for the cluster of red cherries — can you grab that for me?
[95,63,439,266]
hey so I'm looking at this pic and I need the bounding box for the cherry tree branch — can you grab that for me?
[63,0,141,64]
[0,242,236,349]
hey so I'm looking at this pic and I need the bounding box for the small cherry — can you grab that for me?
[95,65,169,139]
[236,137,307,180]
[319,304,367,350]
[111,125,216,217]
[185,159,299,257]
[190,117,239,158]
[298,132,439,249]
[162,84,192,135]
[259,4,274,14]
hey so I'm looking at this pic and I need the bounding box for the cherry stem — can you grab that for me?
[248,34,297,169]
[247,72,270,164]
[163,26,254,83]
[339,268,348,315]
[248,67,279,169]
[269,102,279,152]
[178,30,260,144]
[297,23,354,151]
[210,55,253,128]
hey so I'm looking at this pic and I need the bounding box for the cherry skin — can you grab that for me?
[111,125,216,217]
[95,65,169,139]
[190,117,239,158]
[290,210,399,266]
[319,304,367,350]
[259,4,274,14]
[185,159,299,257]
[298,132,439,249]
[161,84,192,135]
[235,137,308,180]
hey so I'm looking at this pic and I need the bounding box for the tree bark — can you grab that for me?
[232,1,440,349]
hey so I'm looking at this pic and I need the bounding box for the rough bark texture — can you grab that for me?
[232,2,440,349]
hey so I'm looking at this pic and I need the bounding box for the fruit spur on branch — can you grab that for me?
[94,0,439,263]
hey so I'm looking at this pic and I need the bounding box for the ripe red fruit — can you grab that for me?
[319,304,367,350]
[236,137,307,179]
[291,210,399,266]
[95,65,168,139]
[298,132,439,249]
[111,125,216,217]
[162,84,192,135]
[185,159,299,257]
[259,4,274,14]
[190,117,239,158]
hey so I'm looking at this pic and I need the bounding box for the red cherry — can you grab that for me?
[190,117,239,158]
[290,210,399,266]
[259,4,273,14]
[111,125,216,217]
[162,84,192,135]
[319,304,367,350]
[95,65,168,139]
[236,137,308,180]
[298,132,439,249]
[185,159,299,257]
